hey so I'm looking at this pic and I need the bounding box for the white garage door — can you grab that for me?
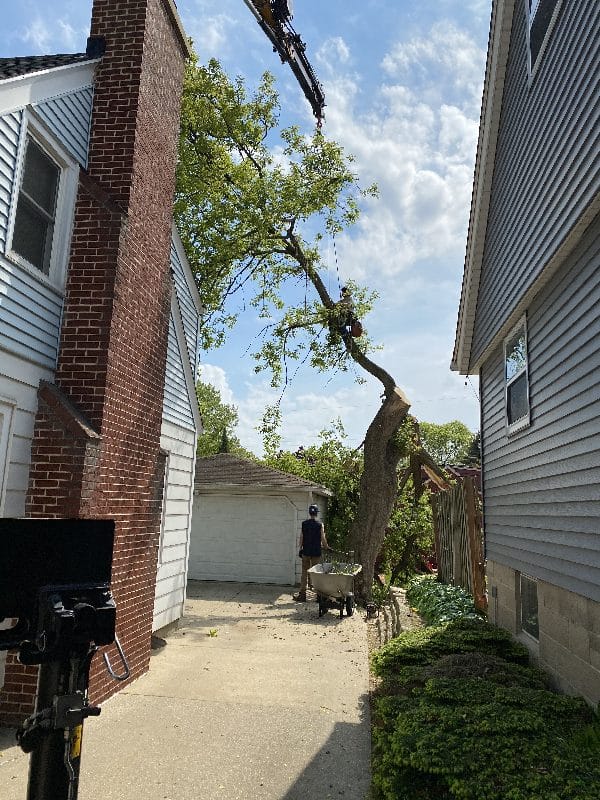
[188,493,296,584]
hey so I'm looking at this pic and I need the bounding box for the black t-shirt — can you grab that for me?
[302,518,323,556]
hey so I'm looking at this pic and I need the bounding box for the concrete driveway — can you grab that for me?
[0,581,371,799]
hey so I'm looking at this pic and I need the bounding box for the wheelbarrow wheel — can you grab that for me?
[339,599,344,618]
[318,595,326,617]
[345,594,355,617]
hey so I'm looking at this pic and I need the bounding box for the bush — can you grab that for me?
[371,619,600,800]
[372,617,530,677]
[405,574,480,624]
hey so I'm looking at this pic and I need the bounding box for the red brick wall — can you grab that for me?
[0,0,187,725]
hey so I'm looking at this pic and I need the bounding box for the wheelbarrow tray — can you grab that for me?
[308,562,362,599]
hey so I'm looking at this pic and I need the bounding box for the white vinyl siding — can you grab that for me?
[154,420,197,631]
[0,352,55,517]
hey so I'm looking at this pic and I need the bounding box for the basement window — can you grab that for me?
[519,574,539,640]
[504,318,530,432]
[527,0,563,77]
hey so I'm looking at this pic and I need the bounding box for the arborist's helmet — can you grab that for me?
[308,504,319,516]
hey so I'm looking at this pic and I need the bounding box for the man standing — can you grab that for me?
[294,504,329,602]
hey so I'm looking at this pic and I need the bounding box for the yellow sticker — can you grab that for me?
[70,725,83,759]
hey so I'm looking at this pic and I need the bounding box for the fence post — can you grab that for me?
[464,477,487,612]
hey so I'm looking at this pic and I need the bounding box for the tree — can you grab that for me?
[466,431,481,465]
[381,481,434,585]
[176,57,413,597]
[265,420,362,550]
[418,421,474,466]
[195,380,254,458]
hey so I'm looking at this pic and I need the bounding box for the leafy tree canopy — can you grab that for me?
[195,380,255,459]
[418,421,474,466]
[175,56,379,387]
[176,55,415,596]
[265,420,362,550]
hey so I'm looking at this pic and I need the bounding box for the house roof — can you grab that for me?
[0,54,90,80]
[194,453,332,496]
[451,0,516,374]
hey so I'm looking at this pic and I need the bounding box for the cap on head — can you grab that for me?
[308,504,319,516]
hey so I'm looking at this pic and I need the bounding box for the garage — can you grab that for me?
[188,453,331,585]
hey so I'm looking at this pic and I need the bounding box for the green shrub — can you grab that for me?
[372,617,530,677]
[405,574,480,624]
[373,678,600,800]
[371,618,600,800]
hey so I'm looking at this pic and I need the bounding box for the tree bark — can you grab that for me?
[286,231,412,599]
[350,387,410,599]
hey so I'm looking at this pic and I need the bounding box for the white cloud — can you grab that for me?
[22,17,51,52]
[381,21,485,110]
[57,20,79,50]
[187,13,237,58]
[316,36,351,72]
[315,22,484,288]
[198,363,235,406]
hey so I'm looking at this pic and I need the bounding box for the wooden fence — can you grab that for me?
[430,477,486,611]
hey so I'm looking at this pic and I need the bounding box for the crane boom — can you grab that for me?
[241,0,325,124]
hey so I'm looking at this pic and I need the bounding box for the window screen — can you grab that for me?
[12,137,60,274]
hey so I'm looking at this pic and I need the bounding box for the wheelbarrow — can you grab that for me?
[308,552,362,618]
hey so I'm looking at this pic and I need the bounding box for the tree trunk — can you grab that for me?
[350,387,410,599]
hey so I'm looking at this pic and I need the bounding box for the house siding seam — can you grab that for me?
[471,0,600,365]
[480,214,600,603]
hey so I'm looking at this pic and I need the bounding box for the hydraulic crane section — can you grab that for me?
[242,0,325,124]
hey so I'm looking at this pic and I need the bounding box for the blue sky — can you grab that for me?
[1,0,491,454]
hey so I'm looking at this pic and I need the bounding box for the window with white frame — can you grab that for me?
[505,319,530,430]
[519,573,539,640]
[526,0,563,76]
[8,115,78,286]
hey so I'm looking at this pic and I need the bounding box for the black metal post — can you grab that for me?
[25,653,90,800]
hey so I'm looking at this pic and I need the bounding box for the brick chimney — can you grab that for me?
[0,0,191,723]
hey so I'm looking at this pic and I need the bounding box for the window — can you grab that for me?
[8,114,78,287]
[519,574,539,640]
[505,319,530,431]
[12,137,60,275]
[527,0,563,76]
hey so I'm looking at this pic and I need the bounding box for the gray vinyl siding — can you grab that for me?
[162,316,195,428]
[0,108,63,369]
[0,86,94,370]
[34,87,93,167]
[471,0,600,366]
[170,240,199,366]
[0,261,63,367]
[0,111,22,252]
[480,215,600,602]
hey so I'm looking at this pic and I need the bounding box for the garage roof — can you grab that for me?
[195,453,332,496]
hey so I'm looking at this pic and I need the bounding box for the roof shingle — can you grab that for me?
[0,54,89,80]
[194,453,331,495]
